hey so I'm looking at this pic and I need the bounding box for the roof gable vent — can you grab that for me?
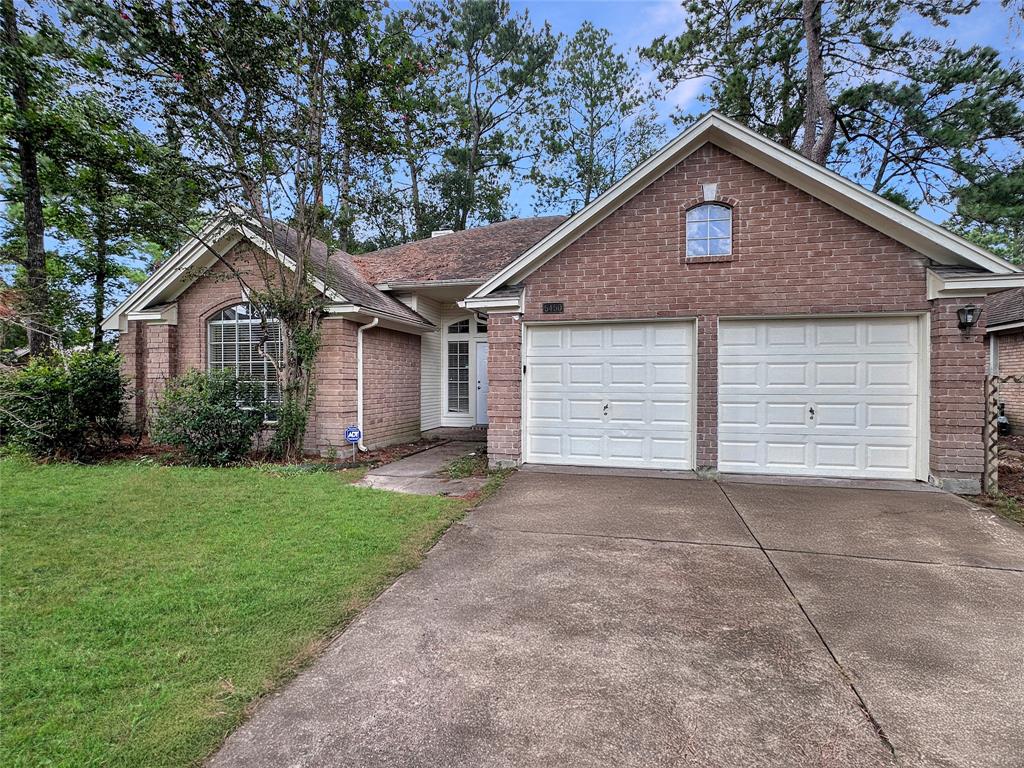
[431,229,455,238]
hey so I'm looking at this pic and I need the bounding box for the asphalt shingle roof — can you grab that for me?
[263,220,431,327]
[988,287,1024,328]
[353,217,566,285]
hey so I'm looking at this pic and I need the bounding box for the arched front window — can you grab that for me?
[208,302,283,416]
[685,203,732,257]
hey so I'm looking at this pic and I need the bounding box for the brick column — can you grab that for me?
[695,314,718,469]
[143,324,177,425]
[929,298,986,493]
[118,320,147,428]
[487,313,522,468]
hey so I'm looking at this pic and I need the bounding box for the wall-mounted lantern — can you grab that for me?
[957,304,981,331]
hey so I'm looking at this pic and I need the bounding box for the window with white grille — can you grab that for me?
[685,203,732,257]
[207,302,283,419]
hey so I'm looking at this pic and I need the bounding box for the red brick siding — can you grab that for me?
[485,143,986,484]
[119,242,420,454]
[363,327,421,447]
[930,300,986,480]
[118,320,147,426]
[487,313,523,467]
[995,329,1024,429]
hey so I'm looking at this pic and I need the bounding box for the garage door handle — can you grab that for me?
[808,406,815,419]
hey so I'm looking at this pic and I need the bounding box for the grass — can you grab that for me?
[0,458,469,768]
[977,492,1024,526]
[443,450,488,479]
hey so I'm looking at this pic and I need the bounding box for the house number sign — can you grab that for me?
[542,302,565,314]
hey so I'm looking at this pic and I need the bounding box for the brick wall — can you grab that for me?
[363,327,421,447]
[487,313,523,467]
[995,329,1024,430]
[485,142,987,487]
[119,241,421,455]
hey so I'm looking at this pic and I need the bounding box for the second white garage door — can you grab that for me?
[718,316,924,480]
[524,321,695,469]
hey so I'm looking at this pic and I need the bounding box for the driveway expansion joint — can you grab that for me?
[715,481,899,761]
[763,546,1024,574]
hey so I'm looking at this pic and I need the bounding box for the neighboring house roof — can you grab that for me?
[988,287,1024,329]
[470,111,1021,301]
[353,216,567,285]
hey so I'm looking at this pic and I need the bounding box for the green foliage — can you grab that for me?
[150,369,265,466]
[0,350,128,458]
[268,395,308,461]
[643,1,1024,216]
[532,22,665,213]
[419,0,558,229]
[951,162,1024,264]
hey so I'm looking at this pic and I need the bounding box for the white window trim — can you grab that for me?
[685,203,732,257]
[441,310,488,425]
[207,302,284,421]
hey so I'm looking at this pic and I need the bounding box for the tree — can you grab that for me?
[951,162,1024,264]
[422,0,557,229]
[43,93,201,350]
[74,0,409,459]
[643,1,1024,213]
[532,22,664,213]
[1,0,53,353]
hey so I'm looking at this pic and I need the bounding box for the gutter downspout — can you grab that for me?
[356,317,380,451]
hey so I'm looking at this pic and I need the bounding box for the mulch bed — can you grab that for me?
[995,434,1024,503]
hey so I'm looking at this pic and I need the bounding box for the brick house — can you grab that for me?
[987,287,1024,431]
[105,112,1024,492]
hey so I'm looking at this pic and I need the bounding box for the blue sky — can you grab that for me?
[501,0,1024,219]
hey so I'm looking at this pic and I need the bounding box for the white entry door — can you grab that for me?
[475,341,489,425]
[718,316,923,479]
[524,321,695,469]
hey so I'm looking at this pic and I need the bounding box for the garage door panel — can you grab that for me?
[719,317,921,480]
[525,321,694,470]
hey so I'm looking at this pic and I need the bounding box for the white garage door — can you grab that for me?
[718,316,923,480]
[524,321,695,469]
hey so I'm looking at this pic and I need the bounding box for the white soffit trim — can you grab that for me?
[323,303,434,334]
[102,210,349,331]
[926,270,1024,300]
[458,294,523,312]
[470,111,1018,299]
[988,319,1024,333]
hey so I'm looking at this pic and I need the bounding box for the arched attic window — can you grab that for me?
[685,203,732,257]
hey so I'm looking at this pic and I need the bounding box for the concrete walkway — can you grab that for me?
[354,441,488,496]
[210,472,1024,768]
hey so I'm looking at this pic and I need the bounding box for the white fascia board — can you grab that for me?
[125,303,178,325]
[927,270,1024,300]
[988,319,1024,333]
[103,210,352,332]
[376,279,482,291]
[323,303,434,334]
[470,112,1017,299]
[458,294,523,312]
[235,222,345,303]
[102,214,234,330]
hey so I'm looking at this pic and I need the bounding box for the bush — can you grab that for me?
[0,350,129,459]
[150,369,266,465]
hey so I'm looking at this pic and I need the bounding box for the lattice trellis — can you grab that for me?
[984,375,1024,495]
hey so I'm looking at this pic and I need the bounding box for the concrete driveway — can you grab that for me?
[210,471,1024,768]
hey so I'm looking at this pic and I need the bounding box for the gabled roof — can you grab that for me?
[103,210,431,332]
[988,287,1024,329]
[470,111,1020,300]
[353,216,566,286]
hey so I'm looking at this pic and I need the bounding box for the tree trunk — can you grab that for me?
[92,181,109,351]
[800,0,836,165]
[3,0,49,354]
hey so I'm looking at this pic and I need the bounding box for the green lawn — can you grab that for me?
[0,459,468,768]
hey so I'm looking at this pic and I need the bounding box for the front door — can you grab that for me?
[475,341,489,425]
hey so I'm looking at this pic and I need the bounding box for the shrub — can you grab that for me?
[150,369,266,465]
[0,350,129,459]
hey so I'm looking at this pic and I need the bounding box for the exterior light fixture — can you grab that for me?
[957,304,981,330]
